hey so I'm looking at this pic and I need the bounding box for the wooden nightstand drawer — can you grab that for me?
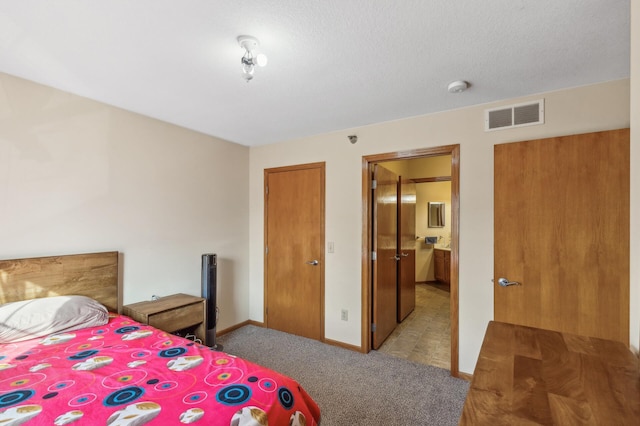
[148,302,202,333]
[123,293,207,345]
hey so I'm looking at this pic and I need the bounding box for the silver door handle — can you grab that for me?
[498,277,520,287]
[392,255,400,261]
[400,253,409,257]
[305,260,319,266]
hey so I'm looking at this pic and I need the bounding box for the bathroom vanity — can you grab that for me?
[434,247,450,285]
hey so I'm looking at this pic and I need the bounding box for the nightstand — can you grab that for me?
[123,293,207,345]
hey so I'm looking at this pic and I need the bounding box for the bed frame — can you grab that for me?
[0,251,121,312]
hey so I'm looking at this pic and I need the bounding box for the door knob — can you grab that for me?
[498,277,520,287]
[305,260,319,266]
[400,252,409,257]
[392,255,400,261]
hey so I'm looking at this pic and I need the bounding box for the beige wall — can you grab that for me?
[249,79,632,374]
[417,182,451,281]
[0,72,251,332]
[1,42,635,376]
[380,160,409,177]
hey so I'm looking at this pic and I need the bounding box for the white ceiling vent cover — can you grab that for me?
[485,99,544,131]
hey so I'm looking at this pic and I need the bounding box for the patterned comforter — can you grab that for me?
[0,314,320,425]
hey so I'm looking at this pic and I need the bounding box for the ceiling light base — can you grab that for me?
[237,35,267,82]
[238,35,260,52]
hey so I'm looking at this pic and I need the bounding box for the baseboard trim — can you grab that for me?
[216,320,264,336]
[217,322,364,353]
[458,371,473,382]
[323,337,365,353]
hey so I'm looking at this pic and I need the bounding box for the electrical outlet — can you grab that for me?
[341,309,348,321]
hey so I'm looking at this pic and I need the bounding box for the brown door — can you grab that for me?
[372,164,398,348]
[265,163,325,340]
[494,129,629,343]
[398,177,416,321]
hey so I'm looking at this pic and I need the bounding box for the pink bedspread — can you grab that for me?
[0,314,320,425]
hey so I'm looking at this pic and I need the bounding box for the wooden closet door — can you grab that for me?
[494,129,629,343]
[265,163,325,340]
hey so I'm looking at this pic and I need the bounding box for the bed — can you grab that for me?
[0,252,321,425]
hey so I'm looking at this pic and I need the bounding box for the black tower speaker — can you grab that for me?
[201,253,220,349]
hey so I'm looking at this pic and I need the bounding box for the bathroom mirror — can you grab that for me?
[428,202,445,228]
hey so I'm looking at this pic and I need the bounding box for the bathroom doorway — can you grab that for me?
[362,144,460,376]
[377,174,452,369]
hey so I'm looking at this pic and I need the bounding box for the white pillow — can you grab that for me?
[0,295,109,343]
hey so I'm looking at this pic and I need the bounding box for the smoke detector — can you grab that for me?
[447,80,469,93]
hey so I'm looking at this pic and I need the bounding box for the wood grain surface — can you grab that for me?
[460,321,640,425]
[264,162,325,341]
[0,251,119,312]
[123,293,206,344]
[494,129,630,344]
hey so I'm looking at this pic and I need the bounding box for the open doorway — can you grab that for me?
[378,169,452,369]
[361,145,461,377]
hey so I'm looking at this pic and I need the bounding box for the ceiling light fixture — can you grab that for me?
[238,35,267,82]
[447,80,469,93]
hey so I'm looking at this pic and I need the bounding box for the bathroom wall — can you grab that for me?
[417,181,452,281]
[386,156,453,282]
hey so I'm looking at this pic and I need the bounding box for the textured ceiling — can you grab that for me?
[0,0,630,146]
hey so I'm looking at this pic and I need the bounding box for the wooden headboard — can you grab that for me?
[0,251,121,312]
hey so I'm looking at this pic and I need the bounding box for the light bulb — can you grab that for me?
[242,62,255,75]
[255,53,268,67]
[241,53,255,75]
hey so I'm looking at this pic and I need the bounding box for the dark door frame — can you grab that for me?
[361,145,461,377]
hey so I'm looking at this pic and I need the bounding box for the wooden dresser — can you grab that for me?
[460,321,640,425]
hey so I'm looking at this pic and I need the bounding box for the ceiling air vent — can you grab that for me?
[485,99,544,131]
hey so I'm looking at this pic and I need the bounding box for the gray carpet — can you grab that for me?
[217,325,469,426]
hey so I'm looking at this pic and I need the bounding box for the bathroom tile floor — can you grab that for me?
[377,282,451,370]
